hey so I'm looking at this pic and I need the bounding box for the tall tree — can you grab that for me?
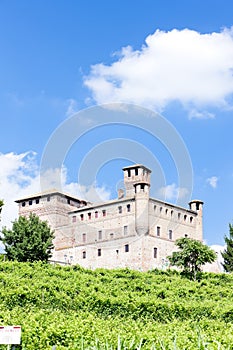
[221,224,233,272]
[167,237,217,280]
[1,213,54,262]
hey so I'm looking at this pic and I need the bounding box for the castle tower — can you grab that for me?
[123,165,151,236]
[189,200,204,241]
[122,164,151,198]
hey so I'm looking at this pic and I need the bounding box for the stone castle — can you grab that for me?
[16,164,203,271]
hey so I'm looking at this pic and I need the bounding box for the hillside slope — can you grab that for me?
[0,262,232,349]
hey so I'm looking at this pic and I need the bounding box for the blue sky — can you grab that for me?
[1,0,233,247]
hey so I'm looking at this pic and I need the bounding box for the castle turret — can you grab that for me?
[123,165,151,236]
[189,200,204,241]
[123,164,151,198]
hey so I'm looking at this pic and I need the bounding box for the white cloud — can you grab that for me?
[66,98,79,117]
[0,152,111,236]
[207,176,218,188]
[84,27,233,112]
[158,183,189,201]
[188,109,215,119]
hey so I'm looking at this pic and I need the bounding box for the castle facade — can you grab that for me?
[16,164,203,271]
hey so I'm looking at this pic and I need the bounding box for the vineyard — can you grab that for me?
[0,262,233,349]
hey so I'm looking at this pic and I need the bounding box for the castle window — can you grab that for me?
[184,215,187,221]
[47,196,50,202]
[102,209,106,217]
[35,199,40,204]
[160,207,163,213]
[118,206,122,214]
[98,230,102,240]
[140,184,145,190]
[95,211,98,218]
[135,168,138,176]
[67,199,70,204]
[29,200,33,206]
[168,230,173,240]
[82,251,86,259]
[156,226,160,237]
[80,214,84,221]
[196,203,200,210]
[125,244,129,252]
[127,169,131,177]
[154,247,158,258]
[97,248,101,257]
[185,234,188,238]
[110,233,114,239]
[124,226,128,235]
[82,233,86,243]
[72,216,76,223]
[178,213,181,220]
[190,216,193,223]
[88,212,91,220]
[171,210,173,217]
[154,205,156,211]
[165,209,168,215]
[127,204,131,212]
[22,202,26,207]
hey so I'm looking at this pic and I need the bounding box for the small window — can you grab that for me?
[80,214,84,221]
[125,244,129,253]
[29,200,33,206]
[82,233,86,243]
[47,196,50,202]
[124,226,128,235]
[127,169,131,177]
[196,203,200,210]
[110,233,114,239]
[35,199,40,204]
[154,205,156,211]
[97,248,101,257]
[118,206,122,214]
[127,204,131,212]
[165,209,168,215]
[102,210,106,217]
[95,211,98,218]
[190,216,193,223]
[82,251,86,259]
[135,168,138,176]
[156,226,160,237]
[140,184,145,190]
[185,234,188,238]
[178,213,181,220]
[154,247,158,258]
[184,215,187,221]
[98,230,102,240]
[67,199,70,205]
[168,230,173,240]
[160,207,163,213]
[22,202,26,207]
[88,212,91,220]
[72,216,76,223]
[171,210,173,217]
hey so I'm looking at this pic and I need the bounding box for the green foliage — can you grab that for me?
[0,262,232,349]
[0,199,3,216]
[222,223,233,272]
[0,214,54,262]
[167,238,217,280]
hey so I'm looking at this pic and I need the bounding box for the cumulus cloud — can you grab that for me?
[207,176,218,189]
[84,27,233,113]
[0,152,111,235]
[158,183,189,202]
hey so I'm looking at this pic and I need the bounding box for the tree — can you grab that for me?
[167,237,217,280]
[0,213,54,262]
[221,224,233,272]
[0,199,4,219]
